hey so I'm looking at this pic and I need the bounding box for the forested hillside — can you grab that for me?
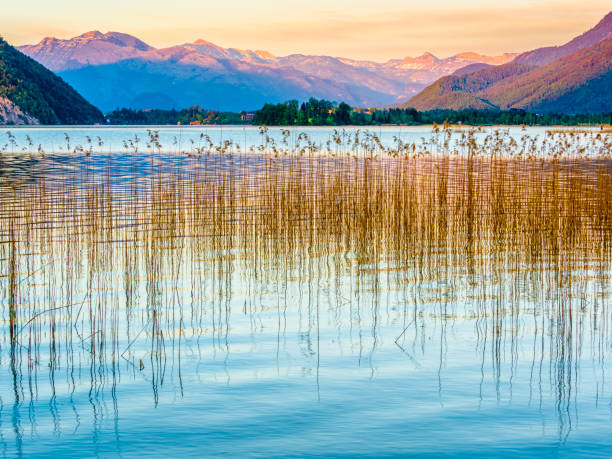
[0,37,103,124]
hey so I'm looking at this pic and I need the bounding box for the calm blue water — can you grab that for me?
[0,127,610,458]
[4,125,465,153]
[1,125,606,157]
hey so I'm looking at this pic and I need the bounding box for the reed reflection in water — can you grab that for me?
[0,126,611,457]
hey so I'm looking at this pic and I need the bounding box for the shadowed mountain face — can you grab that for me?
[18,32,516,112]
[404,12,612,114]
[0,37,104,125]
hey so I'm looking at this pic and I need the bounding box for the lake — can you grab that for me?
[0,125,611,458]
[2,124,608,156]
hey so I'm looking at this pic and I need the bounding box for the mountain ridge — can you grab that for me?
[404,38,612,114]
[402,11,612,114]
[15,11,610,114]
[18,32,517,111]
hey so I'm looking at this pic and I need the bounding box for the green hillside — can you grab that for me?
[0,36,103,124]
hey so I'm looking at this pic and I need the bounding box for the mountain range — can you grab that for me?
[404,12,612,113]
[0,37,104,125]
[6,10,611,119]
[18,32,517,112]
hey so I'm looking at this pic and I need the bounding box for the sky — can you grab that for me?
[1,0,610,61]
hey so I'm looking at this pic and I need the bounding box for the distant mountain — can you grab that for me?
[383,52,516,74]
[403,12,612,114]
[21,31,153,71]
[404,38,612,114]
[0,37,104,125]
[18,32,516,112]
[57,56,379,115]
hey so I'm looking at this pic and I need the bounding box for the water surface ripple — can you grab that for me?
[0,126,611,458]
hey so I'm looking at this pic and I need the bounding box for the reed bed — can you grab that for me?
[0,126,610,415]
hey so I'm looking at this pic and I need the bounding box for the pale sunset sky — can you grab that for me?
[1,0,610,60]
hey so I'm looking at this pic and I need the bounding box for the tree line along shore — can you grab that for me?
[105,99,611,127]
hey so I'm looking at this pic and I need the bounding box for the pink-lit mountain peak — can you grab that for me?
[18,31,154,71]
[78,30,105,40]
[401,52,439,63]
[69,31,154,50]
